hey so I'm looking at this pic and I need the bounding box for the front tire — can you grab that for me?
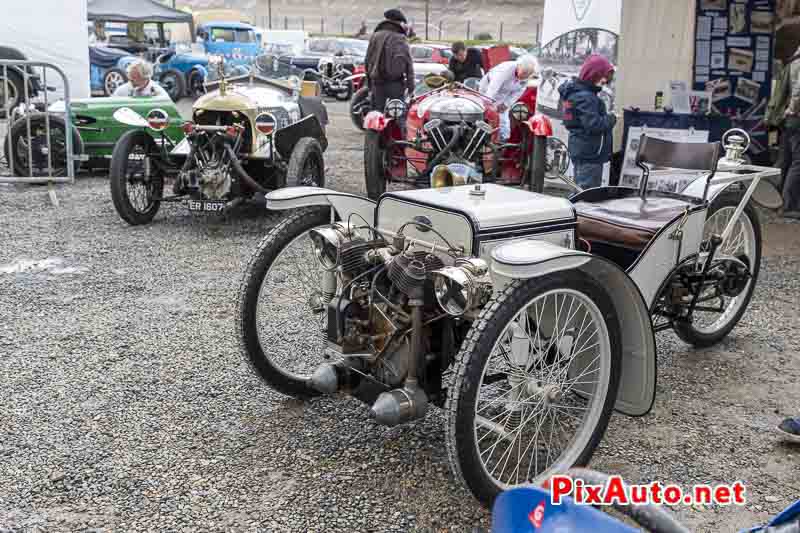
[364,130,386,200]
[109,130,164,225]
[103,68,127,96]
[286,137,325,188]
[159,68,186,102]
[4,113,83,177]
[334,80,353,101]
[673,194,762,347]
[237,206,332,398]
[446,271,622,507]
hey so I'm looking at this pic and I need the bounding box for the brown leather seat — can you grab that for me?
[574,196,692,250]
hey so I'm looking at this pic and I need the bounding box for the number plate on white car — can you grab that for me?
[187,199,226,213]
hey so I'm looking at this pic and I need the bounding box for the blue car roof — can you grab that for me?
[200,21,254,30]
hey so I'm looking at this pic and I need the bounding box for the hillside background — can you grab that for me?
[174,0,544,44]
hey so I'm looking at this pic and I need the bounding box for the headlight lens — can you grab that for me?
[385,99,406,119]
[510,102,530,122]
[309,227,342,270]
[432,258,490,316]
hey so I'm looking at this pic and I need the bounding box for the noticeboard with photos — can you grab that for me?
[692,0,776,156]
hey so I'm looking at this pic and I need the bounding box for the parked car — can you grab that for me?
[152,45,209,101]
[411,43,452,65]
[362,73,551,197]
[283,38,368,100]
[89,46,139,97]
[239,131,770,508]
[108,55,328,225]
[196,21,260,66]
[4,95,184,176]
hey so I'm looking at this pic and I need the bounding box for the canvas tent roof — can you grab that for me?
[87,0,193,24]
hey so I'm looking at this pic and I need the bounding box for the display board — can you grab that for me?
[692,0,776,155]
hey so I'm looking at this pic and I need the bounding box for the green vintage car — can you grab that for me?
[3,96,184,176]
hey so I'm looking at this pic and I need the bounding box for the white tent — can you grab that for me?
[1,0,90,99]
[540,0,622,48]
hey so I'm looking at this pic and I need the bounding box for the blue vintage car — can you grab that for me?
[89,46,139,96]
[153,21,260,101]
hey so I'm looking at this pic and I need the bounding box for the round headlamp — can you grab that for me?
[510,102,531,122]
[309,226,344,270]
[146,108,169,131]
[432,258,489,316]
[385,99,407,120]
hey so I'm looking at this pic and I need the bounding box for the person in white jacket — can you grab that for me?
[479,54,539,140]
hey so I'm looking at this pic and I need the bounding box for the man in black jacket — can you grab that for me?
[365,9,415,113]
[448,42,483,83]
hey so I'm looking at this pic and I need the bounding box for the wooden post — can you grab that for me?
[284,16,288,29]
[499,22,503,42]
[425,0,430,40]
[341,19,345,35]
[438,20,443,40]
[268,0,272,29]
[321,18,324,34]
[302,17,305,30]
[467,20,471,40]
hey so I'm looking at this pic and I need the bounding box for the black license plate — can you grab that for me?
[187,199,226,213]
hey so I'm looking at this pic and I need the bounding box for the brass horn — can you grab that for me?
[430,162,481,188]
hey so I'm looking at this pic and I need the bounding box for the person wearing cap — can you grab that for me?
[478,55,539,140]
[558,54,617,189]
[365,9,415,113]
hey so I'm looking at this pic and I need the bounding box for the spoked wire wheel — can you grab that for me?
[237,206,332,398]
[446,271,622,506]
[110,130,163,225]
[674,195,761,347]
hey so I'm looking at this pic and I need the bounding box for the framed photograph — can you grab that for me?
[729,48,754,72]
[701,0,728,10]
[734,77,761,104]
[706,78,732,101]
[711,53,726,69]
[750,10,774,33]
[729,3,747,33]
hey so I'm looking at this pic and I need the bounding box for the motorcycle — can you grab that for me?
[492,469,800,533]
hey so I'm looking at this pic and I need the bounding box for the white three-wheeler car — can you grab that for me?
[237,130,777,507]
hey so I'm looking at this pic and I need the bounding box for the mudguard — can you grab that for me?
[490,239,657,417]
[364,110,390,131]
[274,115,327,157]
[526,113,553,136]
[265,186,376,227]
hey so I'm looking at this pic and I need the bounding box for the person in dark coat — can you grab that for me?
[558,54,617,189]
[365,9,415,113]
[449,42,483,83]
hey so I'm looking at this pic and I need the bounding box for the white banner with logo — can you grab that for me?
[540,0,622,47]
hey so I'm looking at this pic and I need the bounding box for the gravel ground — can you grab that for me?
[1,99,799,533]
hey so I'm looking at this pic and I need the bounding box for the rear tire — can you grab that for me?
[237,206,332,398]
[673,194,762,347]
[110,130,163,225]
[286,137,325,188]
[334,80,353,101]
[349,87,368,131]
[446,271,622,507]
[364,130,386,200]
[159,68,186,102]
[4,113,83,177]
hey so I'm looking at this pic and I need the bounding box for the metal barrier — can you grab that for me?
[0,60,76,199]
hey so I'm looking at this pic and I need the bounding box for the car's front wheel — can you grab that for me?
[103,68,127,96]
[4,113,83,177]
[446,271,622,507]
[109,130,164,225]
[286,137,325,188]
[159,68,186,101]
[364,130,387,200]
[237,205,332,398]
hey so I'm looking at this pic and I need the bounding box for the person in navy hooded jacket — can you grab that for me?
[558,55,617,189]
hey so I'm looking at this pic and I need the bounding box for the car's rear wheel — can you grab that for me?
[286,137,325,188]
[159,68,186,101]
[103,68,127,96]
[364,130,386,200]
[110,130,164,225]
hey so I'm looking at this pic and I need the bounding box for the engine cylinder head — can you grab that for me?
[388,253,426,298]
[338,238,371,274]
